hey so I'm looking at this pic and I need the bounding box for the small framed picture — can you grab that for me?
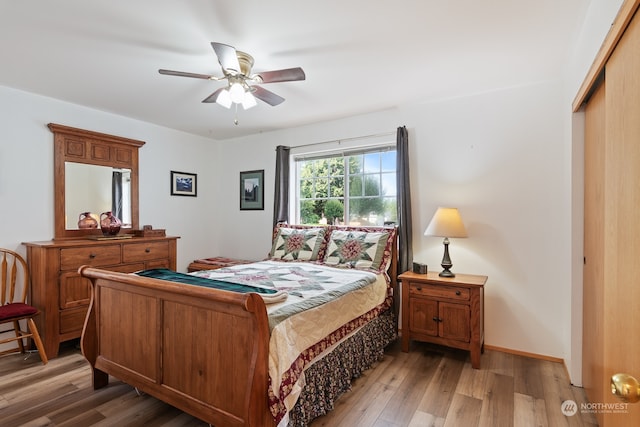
[240,170,264,210]
[170,171,197,197]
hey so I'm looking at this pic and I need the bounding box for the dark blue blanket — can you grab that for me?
[136,268,278,294]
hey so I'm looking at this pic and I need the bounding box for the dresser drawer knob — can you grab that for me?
[145,248,151,253]
[456,290,461,296]
[89,253,96,259]
[416,286,422,291]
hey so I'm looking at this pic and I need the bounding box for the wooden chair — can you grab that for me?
[0,248,48,364]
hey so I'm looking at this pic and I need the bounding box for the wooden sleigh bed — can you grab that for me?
[80,224,398,427]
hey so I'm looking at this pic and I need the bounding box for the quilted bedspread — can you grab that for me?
[191,260,389,426]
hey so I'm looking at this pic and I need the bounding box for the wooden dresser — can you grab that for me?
[24,236,178,358]
[398,271,486,369]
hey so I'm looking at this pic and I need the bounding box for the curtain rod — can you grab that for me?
[284,131,396,150]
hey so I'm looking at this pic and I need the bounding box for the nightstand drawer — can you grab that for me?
[409,283,470,300]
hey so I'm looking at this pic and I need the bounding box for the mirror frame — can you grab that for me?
[49,123,145,239]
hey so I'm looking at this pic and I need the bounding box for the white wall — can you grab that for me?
[216,79,573,361]
[0,85,221,272]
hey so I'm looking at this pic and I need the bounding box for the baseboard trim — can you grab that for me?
[396,331,568,372]
[484,344,564,364]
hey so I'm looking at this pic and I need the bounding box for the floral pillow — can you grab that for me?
[323,230,390,271]
[269,227,326,261]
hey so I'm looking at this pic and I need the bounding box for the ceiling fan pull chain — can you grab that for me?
[234,103,239,125]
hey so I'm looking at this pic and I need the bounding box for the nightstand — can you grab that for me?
[398,271,486,369]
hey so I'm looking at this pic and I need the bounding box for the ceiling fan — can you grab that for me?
[159,42,305,111]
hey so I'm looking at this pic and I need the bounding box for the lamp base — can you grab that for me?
[439,268,455,278]
[440,237,455,278]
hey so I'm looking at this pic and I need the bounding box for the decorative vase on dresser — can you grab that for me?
[99,211,122,236]
[23,235,179,358]
[77,212,98,229]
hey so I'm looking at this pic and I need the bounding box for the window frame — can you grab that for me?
[290,141,397,226]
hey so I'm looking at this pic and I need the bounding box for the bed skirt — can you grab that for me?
[287,309,397,426]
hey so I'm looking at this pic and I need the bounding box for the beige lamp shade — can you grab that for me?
[424,207,468,238]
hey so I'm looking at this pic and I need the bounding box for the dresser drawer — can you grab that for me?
[409,283,470,301]
[123,241,169,263]
[60,245,122,270]
[145,259,170,269]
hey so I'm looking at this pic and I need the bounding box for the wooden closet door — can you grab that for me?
[583,79,605,424]
[602,8,640,425]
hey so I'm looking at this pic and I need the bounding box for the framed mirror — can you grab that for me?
[50,123,145,239]
[64,163,133,229]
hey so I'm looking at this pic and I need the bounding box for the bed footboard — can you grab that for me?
[80,266,273,427]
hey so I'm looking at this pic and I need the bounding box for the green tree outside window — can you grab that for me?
[296,148,397,226]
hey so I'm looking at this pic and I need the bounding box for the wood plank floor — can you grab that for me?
[0,339,598,426]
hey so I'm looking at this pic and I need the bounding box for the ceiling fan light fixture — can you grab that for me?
[242,91,257,110]
[229,82,245,104]
[216,89,232,109]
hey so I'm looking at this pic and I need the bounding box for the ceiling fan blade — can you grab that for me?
[158,69,212,79]
[201,87,226,103]
[251,85,285,106]
[211,42,241,74]
[256,67,306,83]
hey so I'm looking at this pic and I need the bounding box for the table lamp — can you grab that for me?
[424,207,467,277]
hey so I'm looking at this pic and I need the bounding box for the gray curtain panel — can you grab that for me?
[396,126,413,274]
[273,145,291,227]
[112,171,123,221]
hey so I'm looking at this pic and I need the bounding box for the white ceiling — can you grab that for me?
[0,1,589,140]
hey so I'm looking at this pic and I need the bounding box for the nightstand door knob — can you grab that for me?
[433,316,442,322]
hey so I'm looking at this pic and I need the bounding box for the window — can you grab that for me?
[294,146,397,226]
